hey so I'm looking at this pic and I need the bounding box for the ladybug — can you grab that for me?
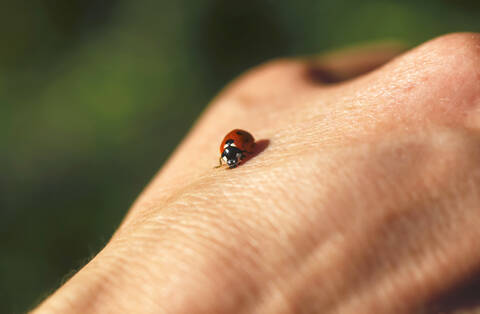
[216,129,255,168]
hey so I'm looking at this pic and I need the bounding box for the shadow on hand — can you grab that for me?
[427,271,480,313]
[238,139,270,167]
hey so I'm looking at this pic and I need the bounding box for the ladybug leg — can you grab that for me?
[214,156,223,168]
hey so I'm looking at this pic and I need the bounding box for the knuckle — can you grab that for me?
[373,32,480,122]
[409,32,479,88]
[420,33,480,116]
[421,32,480,80]
[238,57,302,85]
[257,57,298,72]
[220,57,306,105]
[392,32,480,91]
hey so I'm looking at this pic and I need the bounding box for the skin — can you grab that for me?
[34,33,480,313]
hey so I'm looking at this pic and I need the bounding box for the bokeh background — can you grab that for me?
[1,0,480,312]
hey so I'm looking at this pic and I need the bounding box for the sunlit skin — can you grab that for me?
[35,33,480,313]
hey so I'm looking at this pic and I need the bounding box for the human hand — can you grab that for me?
[35,33,480,314]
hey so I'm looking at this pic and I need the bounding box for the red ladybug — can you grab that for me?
[217,129,255,168]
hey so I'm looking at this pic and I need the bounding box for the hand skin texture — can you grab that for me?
[34,33,480,314]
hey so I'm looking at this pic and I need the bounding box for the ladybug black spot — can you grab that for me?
[236,131,243,135]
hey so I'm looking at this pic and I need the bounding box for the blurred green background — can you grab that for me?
[1,0,480,312]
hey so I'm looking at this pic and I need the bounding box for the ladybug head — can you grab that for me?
[222,146,242,168]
